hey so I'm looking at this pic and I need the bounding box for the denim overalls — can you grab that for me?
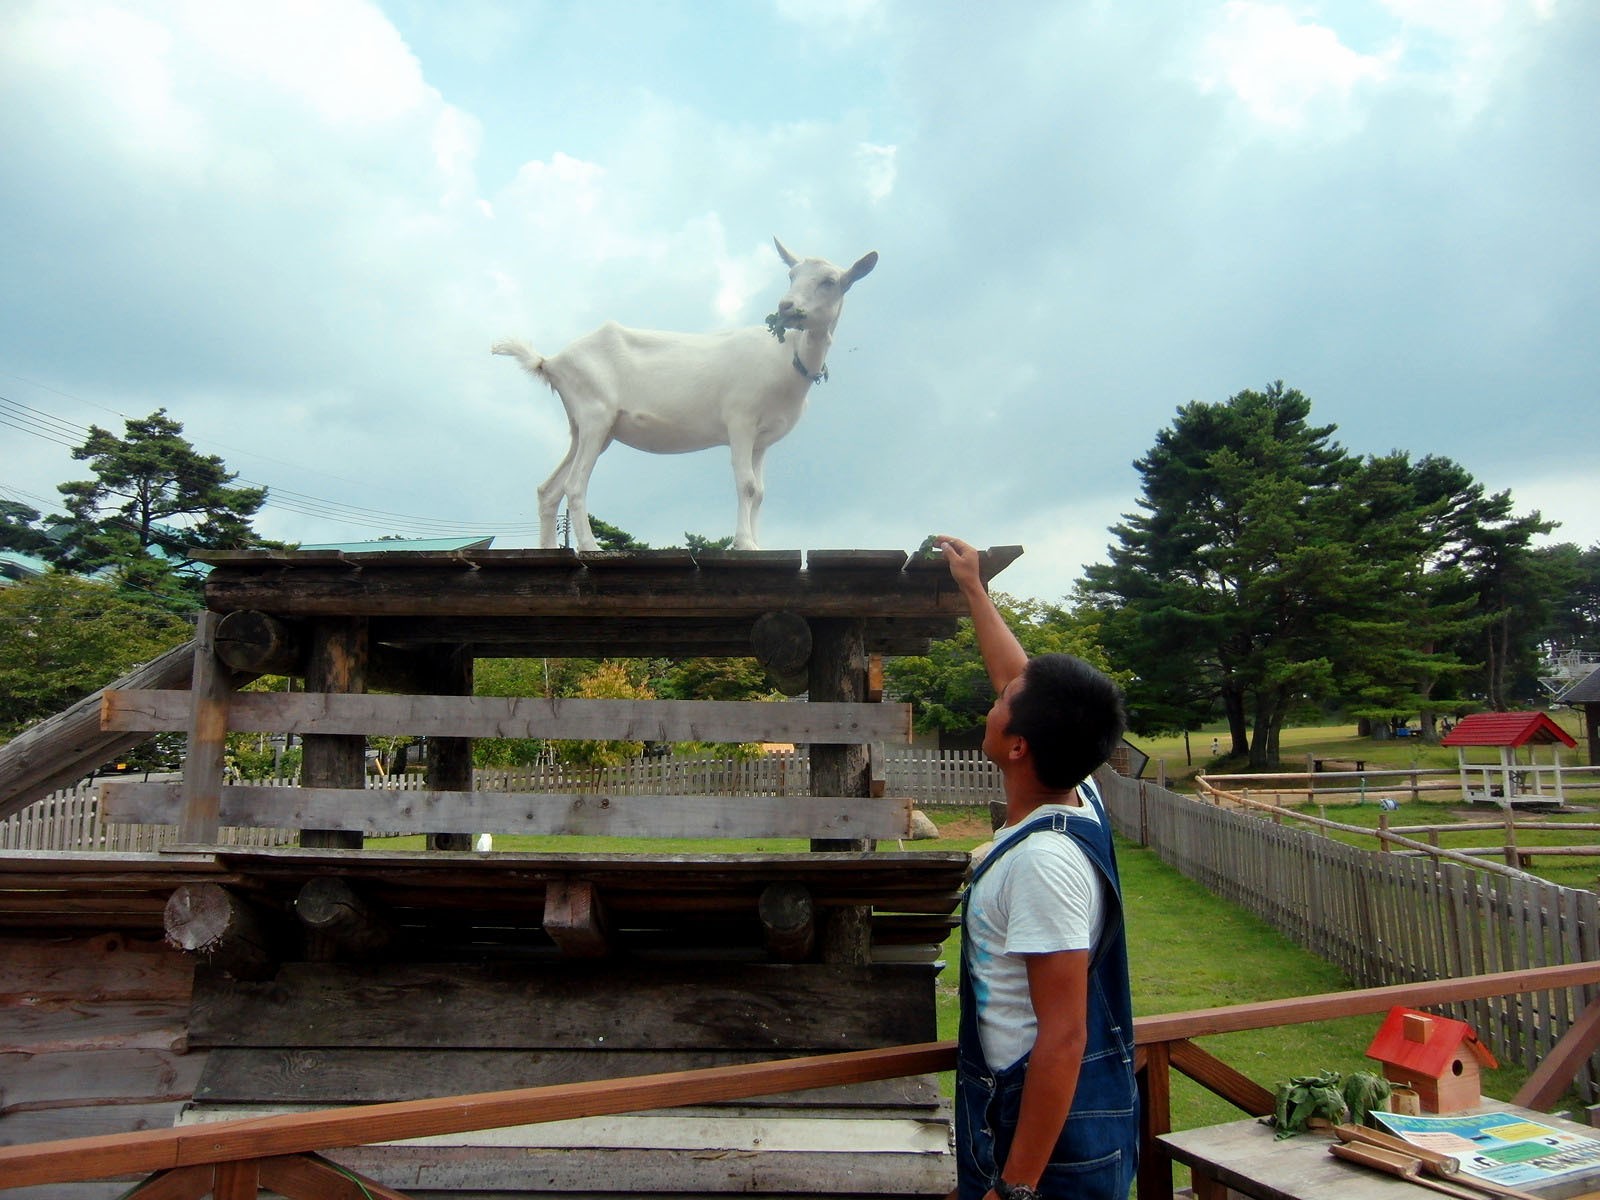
[954,780,1138,1200]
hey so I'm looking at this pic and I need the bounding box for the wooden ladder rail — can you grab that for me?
[6,963,1600,1198]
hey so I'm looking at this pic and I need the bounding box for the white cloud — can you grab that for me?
[1194,2,1395,132]
[857,142,897,203]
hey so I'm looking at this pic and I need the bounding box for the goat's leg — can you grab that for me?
[536,433,580,549]
[729,433,765,551]
[563,425,614,553]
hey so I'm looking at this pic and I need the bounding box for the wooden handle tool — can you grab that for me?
[1331,1125,1543,1200]
[1329,1142,1490,1199]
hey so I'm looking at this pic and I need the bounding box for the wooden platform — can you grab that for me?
[191,545,1020,658]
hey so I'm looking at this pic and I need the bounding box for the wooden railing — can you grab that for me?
[5,963,1600,1200]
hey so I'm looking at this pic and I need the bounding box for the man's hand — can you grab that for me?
[936,535,984,595]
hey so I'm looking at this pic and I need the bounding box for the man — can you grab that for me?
[937,536,1138,1200]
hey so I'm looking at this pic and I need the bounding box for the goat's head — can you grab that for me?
[771,237,878,335]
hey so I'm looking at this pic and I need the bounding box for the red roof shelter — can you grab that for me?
[1441,711,1578,806]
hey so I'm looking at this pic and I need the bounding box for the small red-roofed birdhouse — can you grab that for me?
[1366,1006,1498,1113]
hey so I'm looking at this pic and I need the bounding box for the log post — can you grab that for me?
[759,882,815,962]
[543,878,611,958]
[295,876,397,960]
[300,617,367,850]
[215,610,305,676]
[164,883,280,980]
[808,617,872,964]
[179,612,234,844]
[422,645,475,852]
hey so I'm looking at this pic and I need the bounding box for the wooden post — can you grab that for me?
[808,618,871,964]
[422,646,475,852]
[1503,802,1520,870]
[179,611,232,844]
[300,617,367,850]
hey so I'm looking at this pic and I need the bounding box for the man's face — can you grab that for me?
[982,674,1024,764]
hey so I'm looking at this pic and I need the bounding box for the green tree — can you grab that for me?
[54,409,269,603]
[0,573,191,738]
[0,501,59,556]
[560,660,656,766]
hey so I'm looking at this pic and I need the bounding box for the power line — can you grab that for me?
[0,391,544,539]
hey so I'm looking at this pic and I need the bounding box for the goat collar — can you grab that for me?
[792,350,828,385]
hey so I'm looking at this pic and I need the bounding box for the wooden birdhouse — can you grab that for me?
[1366,1007,1498,1113]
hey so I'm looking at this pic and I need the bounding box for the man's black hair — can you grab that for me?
[1004,653,1127,790]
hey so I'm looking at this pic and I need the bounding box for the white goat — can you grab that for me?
[492,237,877,551]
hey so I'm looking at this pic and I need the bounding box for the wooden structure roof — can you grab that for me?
[1440,711,1577,749]
[191,545,1021,659]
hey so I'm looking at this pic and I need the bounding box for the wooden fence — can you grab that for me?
[0,750,1003,851]
[1098,771,1600,1100]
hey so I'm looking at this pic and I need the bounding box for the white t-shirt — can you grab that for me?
[964,798,1105,1071]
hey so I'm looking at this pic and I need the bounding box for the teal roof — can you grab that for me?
[297,536,496,553]
[0,550,52,584]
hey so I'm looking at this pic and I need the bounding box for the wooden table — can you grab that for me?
[1159,1107,1600,1200]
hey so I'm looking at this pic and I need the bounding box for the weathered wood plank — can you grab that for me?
[188,962,936,1051]
[322,1143,956,1195]
[0,1040,958,1188]
[0,1048,205,1111]
[102,691,913,745]
[0,1000,190,1054]
[99,784,915,840]
[191,1047,942,1109]
[0,934,192,1004]
[0,1101,189,1146]
[178,612,231,843]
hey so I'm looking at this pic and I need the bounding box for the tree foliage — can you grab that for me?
[52,409,269,605]
[0,573,191,739]
[1076,383,1551,768]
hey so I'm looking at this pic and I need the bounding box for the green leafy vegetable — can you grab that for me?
[1269,1070,1350,1139]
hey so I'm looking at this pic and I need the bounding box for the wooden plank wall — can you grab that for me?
[0,934,203,1200]
[1096,771,1600,1101]
[178,960,954,1198]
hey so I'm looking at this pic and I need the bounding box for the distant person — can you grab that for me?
[937,536,1138,1200]
[1211,736,1220,756]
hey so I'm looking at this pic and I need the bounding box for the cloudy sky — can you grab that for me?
[1,0,1594,603]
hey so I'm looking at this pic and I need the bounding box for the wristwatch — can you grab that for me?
[994,1179,1038,1200]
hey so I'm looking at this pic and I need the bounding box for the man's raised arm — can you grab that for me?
[937,536,1027,692]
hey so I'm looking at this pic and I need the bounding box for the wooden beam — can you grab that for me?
[179,612,232,843]
[100,784,916,840]
[1167,1038,1276,1116]
[808,617,873,963]
[1513,993,1600,1110]
[122,1164,216,1200]
[543,878,610,958]
[257,1152,417,1200]
[300,618,367,851]
[420,645,474,851]
[102,690,913,745]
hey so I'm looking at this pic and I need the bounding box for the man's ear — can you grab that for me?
[1004,734,1030,765]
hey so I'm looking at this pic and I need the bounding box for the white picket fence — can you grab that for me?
[0,749,1003,852]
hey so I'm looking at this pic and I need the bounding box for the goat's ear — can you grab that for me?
[842,250,879,290]
[773,237,799,267]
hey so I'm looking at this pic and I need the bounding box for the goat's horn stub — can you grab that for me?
[773,236,798,267]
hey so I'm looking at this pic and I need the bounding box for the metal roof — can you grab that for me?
[296,536,496,554]
[1440,711,1577,749]
[1555,667,1600,705]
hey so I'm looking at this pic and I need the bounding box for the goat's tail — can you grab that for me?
[490,338,546,378]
